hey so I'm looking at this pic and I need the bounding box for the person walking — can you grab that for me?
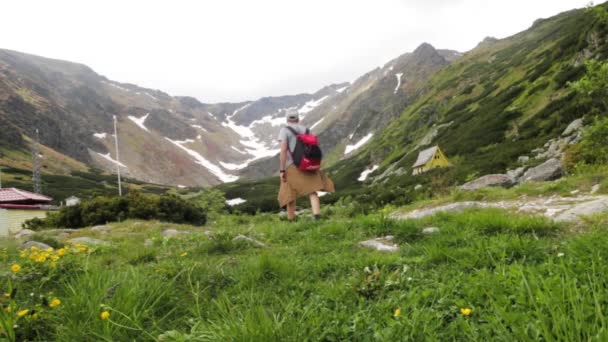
[277,109,335,221]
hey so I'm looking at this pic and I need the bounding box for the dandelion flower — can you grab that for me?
[49,298,61,308]
[30,246,39,252]
[46,247,54,252]
[180,252,188,257]
[460,308,472,316]
[394,308,401,317]
[19,250,27,258]
[11,264,21,273]
[17,309,29,317]
[57,248,66,256]
[100,310,110,320]
[36,256,47,263]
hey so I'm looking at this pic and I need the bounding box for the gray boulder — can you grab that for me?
[414,184,423,191]
[14,229,35,239]
[422,227,440,235]
[68,237,109,246]
[359,237,399,252]
[562,118,583,136]
[460,174,513,191]
[517,156,530,164]
[232,234,265,247]
[591,184,601,194]
[391,201,484,220]
[91,225,110,232]
[520,158,563,183]
[554,197,608,222]
[23,241,52,250]
[507,167,526,181]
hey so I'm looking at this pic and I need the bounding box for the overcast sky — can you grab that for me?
[2,0,590,103]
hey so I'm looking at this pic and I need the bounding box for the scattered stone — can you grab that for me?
[554,197,608,222]
[570,190,580,195]
[23,241,52,250]
[517,156,530,164]
[391,201,484,220]
[161,229,180,237]
[91,225,110,232]
[67,237,109,246]
[232,234,265,247]
[520,158,563,183]
[562,118,583,136]
[58,233,70,240]
[414,184,423,191]
[14,229,35,239]
[507,167,526,181]
[359,237,399,252]
[144,239,154,247]
[591,184,601,194]
[460,174,513,191]
[422,227,440,235]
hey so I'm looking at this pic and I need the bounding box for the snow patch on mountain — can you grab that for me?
[231,146,247,154]
[93,133,107,139]
[103,81,130,92]
[394,73,403,94]
[208,112,218,120]
[299,96,328,115]
[250,115,285,127]
[165,138,238,183]
[129,113,150,132]
[226,198,247,206]
[97,152,127,168]
[345,133,373,155]
[219,161,250,171]
[192,124,208,132]
[358,165,379,181]
[143,92,157,101]
[310,118,325,130]
[222,106,280,164]
[336,85,349,93]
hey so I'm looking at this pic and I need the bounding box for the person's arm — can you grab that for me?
[280,140,288,182]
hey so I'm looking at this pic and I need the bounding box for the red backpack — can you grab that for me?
[286,126,323,172]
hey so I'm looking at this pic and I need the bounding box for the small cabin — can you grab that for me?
[0,188,54,237]
[412,145,451,175]
[65,196,81,207]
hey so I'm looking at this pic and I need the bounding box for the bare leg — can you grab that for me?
[309,192,321,216]
[287,201,296,221]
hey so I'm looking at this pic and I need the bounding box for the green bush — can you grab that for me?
[568,116,608,165]
[25,192,206,229]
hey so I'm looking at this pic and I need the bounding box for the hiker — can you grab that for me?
[277,109,335,221]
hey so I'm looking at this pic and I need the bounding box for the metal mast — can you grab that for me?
[32,129,42,194]
[113,116,122,196]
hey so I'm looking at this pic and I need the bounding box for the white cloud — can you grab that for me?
[0,0,589,102]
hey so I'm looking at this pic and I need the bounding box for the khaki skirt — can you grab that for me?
[277,165,335,207]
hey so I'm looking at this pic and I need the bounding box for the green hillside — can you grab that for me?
[221,4,608,212]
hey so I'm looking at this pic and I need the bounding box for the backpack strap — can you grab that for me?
[285,126,298,136]
[306,128,310,134]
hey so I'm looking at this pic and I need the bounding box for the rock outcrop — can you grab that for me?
[461,174,513,191]
[520,158,563,183]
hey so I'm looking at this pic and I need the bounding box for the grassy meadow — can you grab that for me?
[2,197,608,340]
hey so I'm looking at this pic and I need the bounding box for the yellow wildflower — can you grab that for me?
[180,252,188,257]
[57,248,66,256]
[32,313,39,319]
[4,293,10,298]
[17,309,29,317]
[19,250,27,258]
[30,246,39,252]
[51,255,60,262]
[11,264,21,273]
[100,311,110,320]
[50,261,57,268]
[46,247,54,252]
[36,256,47,263]
[49,298,61,308]
[394,308,401,318]
[460,308,472,316]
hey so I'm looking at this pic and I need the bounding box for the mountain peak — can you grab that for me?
[413,42,437,56]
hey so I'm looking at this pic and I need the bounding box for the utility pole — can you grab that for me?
[113,115,122,196]
[32,129,42,194]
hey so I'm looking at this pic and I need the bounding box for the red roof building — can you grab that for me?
[0,188,52,205]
